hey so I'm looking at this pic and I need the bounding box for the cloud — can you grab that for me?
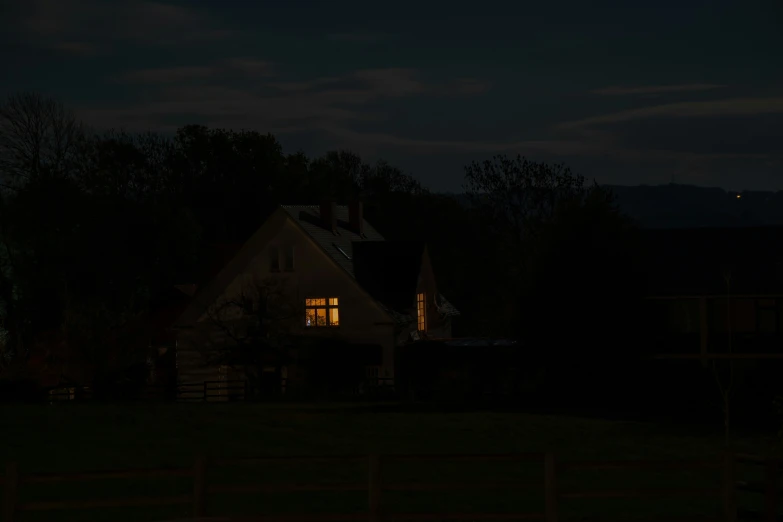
[51,41,101,56]
[90,60,767,168]
[326,31,394,43]
[116,59,275,84]
[225,58,276,78]
[451,78,491,96]
[86,60,777,177]
[605,114,783,157]
[316,125,620,158]
[352,69,427,97]
[268,77,343,93]
[591,84,725,96]
[311,122,777,174]
[117,66,217,84]
[80,64,494,147]
[15,0,239,54]
[558,97,783,129]
[80,68,423,131]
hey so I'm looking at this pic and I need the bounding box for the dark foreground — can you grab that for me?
[1,402,779,521]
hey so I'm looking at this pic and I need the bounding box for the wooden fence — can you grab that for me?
[1,452,778,522]
[44,381,248,403]
[42,378,397,403]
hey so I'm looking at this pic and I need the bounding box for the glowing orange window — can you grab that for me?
[416,293,426,332]
[305,297,339,327]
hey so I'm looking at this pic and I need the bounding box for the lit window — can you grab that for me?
[269,245,280,271]
[284,245,294,271]
[417,293,426,331]
[305,297,339,327]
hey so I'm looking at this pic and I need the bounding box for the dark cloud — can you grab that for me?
[326,31,396,43]
[116,66,218,84]
[591,84,725,96]
[558,97,783,129]
[14,0,240,54]
[2,0,781,191]
[78,65,489,136]
[609,114,783,157]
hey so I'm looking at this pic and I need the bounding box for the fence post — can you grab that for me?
[368,455,382,522]
[3,462,18,522]
[544,453,558,522]
[765,459,779,522]
[193,456,207,518]
[722,452,737,522]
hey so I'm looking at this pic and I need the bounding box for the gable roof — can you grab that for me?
[174,205,459,328]
[280,205,384,276]
[642,226,783,296]
[282,206,459,321]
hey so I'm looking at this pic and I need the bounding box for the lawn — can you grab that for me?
[0,402,780,521]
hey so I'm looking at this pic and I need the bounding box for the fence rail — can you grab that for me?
[37,377,397,403]
[2,451,778,522]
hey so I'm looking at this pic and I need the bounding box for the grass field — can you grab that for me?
[0,402,780,521]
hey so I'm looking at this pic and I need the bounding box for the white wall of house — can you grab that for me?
[177,215,398,398]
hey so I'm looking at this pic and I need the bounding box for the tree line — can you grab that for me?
[0,92,643,397]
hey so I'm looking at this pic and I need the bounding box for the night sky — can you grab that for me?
[2,0,781,192]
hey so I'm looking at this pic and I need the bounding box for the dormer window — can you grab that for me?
[417,293,426,332]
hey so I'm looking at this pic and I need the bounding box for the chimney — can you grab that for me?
[319,200,337,234]
[348,200,364,236]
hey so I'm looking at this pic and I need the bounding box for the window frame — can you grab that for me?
[305,297,340,328]
[416,292,426,332]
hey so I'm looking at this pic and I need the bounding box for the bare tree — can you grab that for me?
[77,129,178,199]
[0,92,86,189]
[200,276,300,396]
[463,155,594,248]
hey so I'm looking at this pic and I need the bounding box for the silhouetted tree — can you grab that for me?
[520,184,645,375]
[169,125,286,242]
[200,276,300,397]
[464,155,590,247]
[0,92,86,189]
[464,155,645,405]
[77,129,177,200]
[462,155,593,335]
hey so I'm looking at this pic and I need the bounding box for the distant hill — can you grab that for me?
[442,185,783,229]
[605,184,783,229]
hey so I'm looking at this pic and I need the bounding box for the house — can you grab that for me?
[641,226,783,359]
[170,201,459,400]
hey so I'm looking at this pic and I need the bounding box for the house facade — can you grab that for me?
[171,202,458,400]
